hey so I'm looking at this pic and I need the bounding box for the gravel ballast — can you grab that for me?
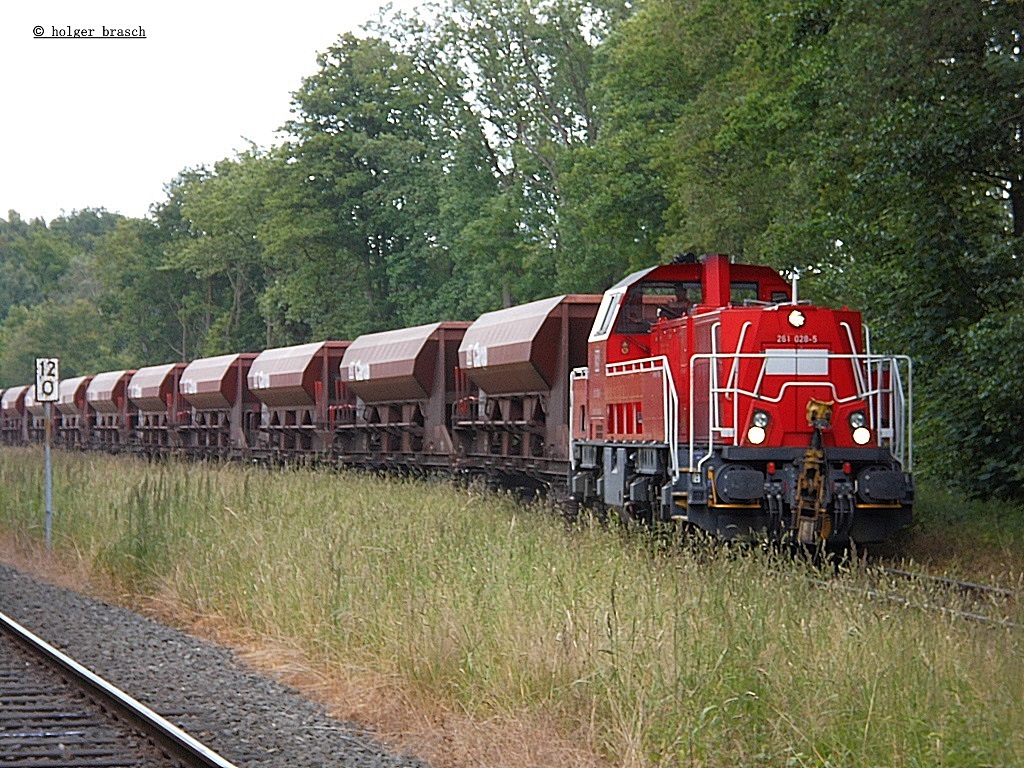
[0,562,430,768]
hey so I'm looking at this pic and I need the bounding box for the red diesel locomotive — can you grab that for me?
[0,255,913,545]
[568,254,913,544]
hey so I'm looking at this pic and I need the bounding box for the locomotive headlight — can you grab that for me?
[849,411,871,444]
[748,410,769,444]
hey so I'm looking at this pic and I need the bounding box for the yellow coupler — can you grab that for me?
[793,398,834,543]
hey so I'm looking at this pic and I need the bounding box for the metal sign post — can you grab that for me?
[35,358,59,550]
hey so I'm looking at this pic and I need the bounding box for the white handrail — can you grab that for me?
[606,356,681,481]
[687,351,912,472]
[839,322,868,396]
[568,367,588,469]
[572,348,912,481]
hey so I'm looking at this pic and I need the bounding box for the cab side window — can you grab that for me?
[615,281,702,332]
[730,282,759,304]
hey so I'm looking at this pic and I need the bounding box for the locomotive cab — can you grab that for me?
[570,254,914,545]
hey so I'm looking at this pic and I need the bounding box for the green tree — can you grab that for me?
[0,212,41,318]
[0,299,124,387]
[578,0,1021,497]
[781,0,1022,495]
[92,214,197,364]
[165,153,271,354]
[431,0,632,299]
[557,0,698,290]
[266,32,494,337]
[0,209,122,321]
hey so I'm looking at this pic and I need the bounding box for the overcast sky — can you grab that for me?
[1,0,418,224]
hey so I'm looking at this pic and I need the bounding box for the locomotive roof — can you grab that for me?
[608,259,788,293]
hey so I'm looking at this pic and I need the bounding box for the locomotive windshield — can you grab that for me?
[615,281,703,334]
[730,282,759,304]
[591,290,623,340]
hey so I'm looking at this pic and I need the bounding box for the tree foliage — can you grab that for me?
[267,33,478,336]
[1,0,1021,498]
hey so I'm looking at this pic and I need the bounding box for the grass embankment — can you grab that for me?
[895,484,1024,578]
[1,447,1022,768]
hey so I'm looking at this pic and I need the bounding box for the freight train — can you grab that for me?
[0,254,913,545]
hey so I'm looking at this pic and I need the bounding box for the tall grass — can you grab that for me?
[1,446,1022,767]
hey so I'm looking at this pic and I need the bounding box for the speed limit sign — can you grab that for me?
[35,357,60,402]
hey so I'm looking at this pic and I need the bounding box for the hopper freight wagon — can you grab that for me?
[247,341,351,457]
[454,294,601,485]
[0,386,29,446]
[55,376,92,448]
[338,322,470,470]
[127,363,188,454]
[86,370,137,449]
[178,353,260,458]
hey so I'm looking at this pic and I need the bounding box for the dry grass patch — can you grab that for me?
[0,530,606,768]
[2,448,1023,768]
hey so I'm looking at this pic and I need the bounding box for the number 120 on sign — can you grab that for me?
[35,358,60,402]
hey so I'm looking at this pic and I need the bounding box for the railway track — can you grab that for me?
[813,564,1023,629]
[875,566,1019,601]
[0,609,238,768]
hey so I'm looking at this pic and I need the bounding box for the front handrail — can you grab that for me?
[569,366,589,470]
[687,351,912,473]
[570,349,911,483]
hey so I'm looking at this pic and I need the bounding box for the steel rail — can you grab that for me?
[875,566,1020,599]
[0,609,239,768]
[808,565,1022,629]
[808,577,1021,629]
